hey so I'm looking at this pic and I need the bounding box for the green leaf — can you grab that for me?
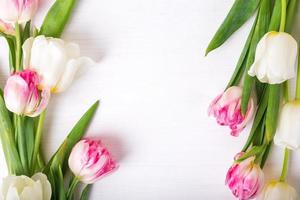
[57,166,67,200]
[242,86,269,151]
[241,0,271,114]
[80,185,91,200]
[15,116,29,175]
[206,0,260,55]
[286,0,298,33]
[0,96,23,174]
[24,117,35,170]
[23,21,31,43]
[252,113,266,146]
[49,167,57,200]
[37,152,46,170]
[226,16,258,88]
[48,166,67,200]
[260,142,272,168]
[266,84,281,142]
[5,37,16,72]
[268,0,282,31]
[237,145,266,162]
[39,0,78,37]
[44,101,100,174]
[255,78,266,102]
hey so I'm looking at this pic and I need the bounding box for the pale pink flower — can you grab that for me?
[68,139,118,184]
[226,153,264,200]
[0,0,39,23]
[4,69,50,117]
[0,19,14,35]
[208,86,255,136]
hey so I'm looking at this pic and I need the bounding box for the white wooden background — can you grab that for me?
[0,0,300,199]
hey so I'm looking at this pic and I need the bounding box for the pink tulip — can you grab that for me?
[226,153,264,200]
[0,0,39,23]
[4,69,50,117]
[208,86,255,136]
[0,19,14,35]
[68,139,118,184]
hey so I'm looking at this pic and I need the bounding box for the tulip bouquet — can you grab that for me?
[0,0,117,200]
[207,0,300,199]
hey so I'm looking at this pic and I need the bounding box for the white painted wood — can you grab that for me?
[0,0,300,199]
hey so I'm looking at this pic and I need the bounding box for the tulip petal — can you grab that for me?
[19,182,43,200]
[18,0,38,24]
[69,139,117,184]
[5,186,19,200]
[68,140,89,175]
[274,101,300,150]
[0,173,51,200]
[208,86,255,136]
[0,0,38,23]
[225,155,263,200]
[257,181,298,200]
[54,57,94,93]
[0,0,19,23]
[30,36,68,89]
[23,37,34,68]
[25,88,50,117]
[23,36,94,93]
[31,173,52,200]
[248,32,298,84]
[4,75,29,115]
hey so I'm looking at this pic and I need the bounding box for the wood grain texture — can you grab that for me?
[0,0,300,199]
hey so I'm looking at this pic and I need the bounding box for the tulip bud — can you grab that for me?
[0,173,51,200]
[225,153,264,200]
[68,139,118,184]
[0,0,39,23]
[22,36,94,93]
[0,19,14,35]
[256,181,298,200]
[248,32,298,84]
[4,69,50,117]
[208,86,255,136]
[274,101,300,150]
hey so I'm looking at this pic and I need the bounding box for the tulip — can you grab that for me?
[274,101,300,150]
[208,86,255,136]
[68,139,118,184]
[23,35,94,93]
[0,0,38,23]
[225,153,264,200]
[4,69,50,117]
[248,31,298,84]
[0,19,14,35]
[0,173,51,200]
[256,181,298,200]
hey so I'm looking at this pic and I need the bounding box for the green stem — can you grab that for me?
[280,0,287,32]
[16,115,29,175]
[266,85,281,143]
[15,23,22,72]
[279,148,289,182]
[284,81,290,101]
[67,177,80,200]
[31,110,46,172]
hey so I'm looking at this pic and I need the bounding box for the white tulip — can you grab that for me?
[248,31,298,84]
[23,35,94,93]
[274,101,300,150]
[257,181,298,200]
[0,173,51,200]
